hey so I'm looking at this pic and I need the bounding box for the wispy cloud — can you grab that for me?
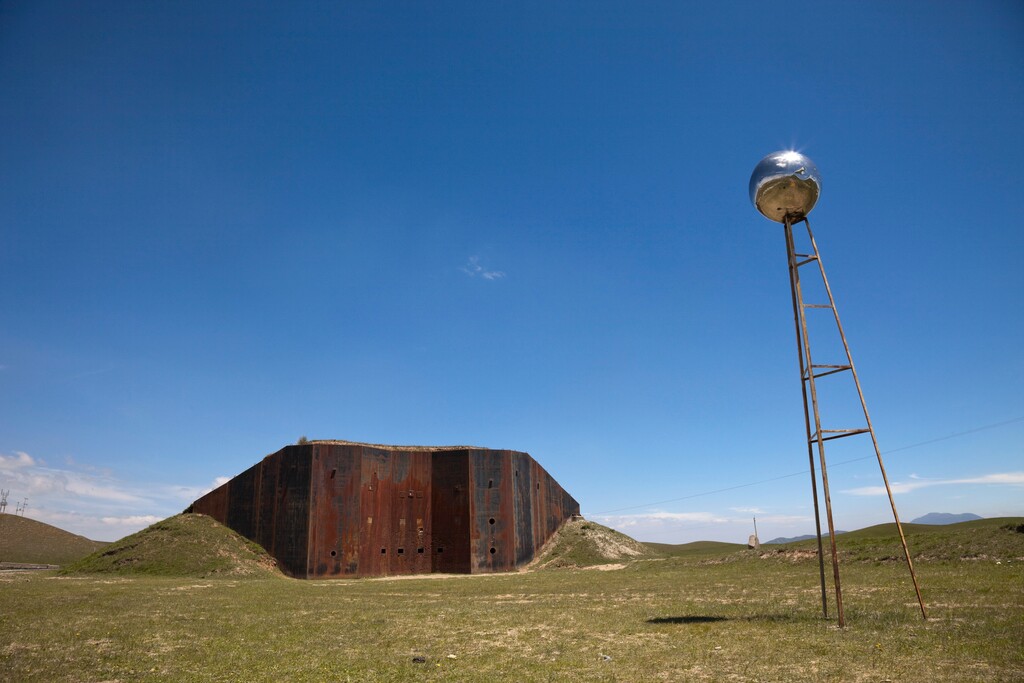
[0,449,230,541]
[594,511,731,529]
[587,509,812,544]
[100,514,164,527]
[461,255,505,280]
[844,471,1024,496]
[0,451,37,470]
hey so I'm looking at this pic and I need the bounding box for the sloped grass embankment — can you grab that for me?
[0,514,107,566]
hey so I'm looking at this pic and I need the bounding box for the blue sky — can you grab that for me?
[1,1,1021,543]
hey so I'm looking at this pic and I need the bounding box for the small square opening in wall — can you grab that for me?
[489,547,496,555]
[330,550,337,557]
[381,548,387,554]
[437,547,444,554]
[488,479,493,488]
[398,548,405,555]
[417,548,424,554]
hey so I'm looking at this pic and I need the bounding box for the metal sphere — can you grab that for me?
[749,151,821,223]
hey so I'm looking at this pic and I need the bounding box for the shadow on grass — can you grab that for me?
[647,614,800,625]
[648,616,728,624]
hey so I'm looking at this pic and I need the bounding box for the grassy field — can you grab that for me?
[1,518,1021,681]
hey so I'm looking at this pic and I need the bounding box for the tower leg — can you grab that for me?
[785,217,829,619]
[802,222,928,621]
[786,216,845,626]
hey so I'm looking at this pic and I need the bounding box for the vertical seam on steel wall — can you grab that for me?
[306,445,315,580]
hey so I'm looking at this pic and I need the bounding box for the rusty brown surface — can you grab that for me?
[264,447,311,578]
[355,445,433,577]
[190,441,578,579]
[307,444,361,577]
[467,449,514,573]
[430,450,471,574]
[192,479,228,523]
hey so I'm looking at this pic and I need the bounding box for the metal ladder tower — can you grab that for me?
[784,215,928,627]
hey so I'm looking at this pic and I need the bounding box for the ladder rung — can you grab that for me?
[796,257,818,267]
[808,365,852,379]
[803,304,832,309]
[810,428,870,443]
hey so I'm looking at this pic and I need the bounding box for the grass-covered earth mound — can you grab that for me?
[62,513,280,578]
[0,513,108,566]
[531,517,651,569]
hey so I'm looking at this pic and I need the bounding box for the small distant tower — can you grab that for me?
[749,151,927,627]
[0,489,9,514]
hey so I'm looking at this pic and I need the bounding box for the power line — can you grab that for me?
[590,415,1024,516]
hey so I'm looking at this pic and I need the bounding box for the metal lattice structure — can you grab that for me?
[784,215,927,626]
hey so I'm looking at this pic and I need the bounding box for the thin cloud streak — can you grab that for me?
[587,509,812,544]
[461,255,505,280]
[844,471,1024,496]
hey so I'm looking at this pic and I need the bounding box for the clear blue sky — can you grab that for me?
[2,1,1021,543]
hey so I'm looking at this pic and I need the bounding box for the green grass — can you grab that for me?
[0,514,107,566]
[1,518,1021,681]
[61,514,278,578]
[769,519,1024,564]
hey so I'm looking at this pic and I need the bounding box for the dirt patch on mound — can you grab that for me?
[530,518,650,570]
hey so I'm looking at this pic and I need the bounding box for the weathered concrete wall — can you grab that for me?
[190,441,579,579]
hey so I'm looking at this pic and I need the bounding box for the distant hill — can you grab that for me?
[0,514,108,565]
[765,531,847,545]
[644,539,746,559]
[62,513,280,578]
[911,512,983,525]
[765,518,1024,563]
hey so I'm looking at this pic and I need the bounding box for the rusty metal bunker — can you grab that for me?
[188,440,580,578]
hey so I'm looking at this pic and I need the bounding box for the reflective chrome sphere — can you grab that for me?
[749,151,821,223]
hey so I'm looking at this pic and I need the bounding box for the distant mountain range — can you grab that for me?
[764,531,847,545]
[763,513,983,544]
[910,512,982,525]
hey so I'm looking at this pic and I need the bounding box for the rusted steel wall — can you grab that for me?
[430,450,471,573]
[254,452,279,560]
[528,457,549,559]
[192,447,312,578]
[226,463,260,541]
[268,447,312,578]
[467,449,515,573]
[307,444,361,577]
[192,478,229,524]
[189,442,578,579]
[512,451,535,567]
[355,446,433,577]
